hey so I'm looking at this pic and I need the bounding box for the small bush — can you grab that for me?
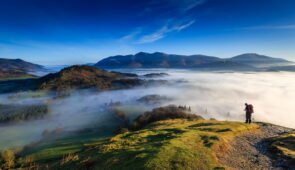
[130,105,204,130]
[117,127,129,134]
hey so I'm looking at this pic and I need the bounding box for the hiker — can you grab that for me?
[244,103,254,124]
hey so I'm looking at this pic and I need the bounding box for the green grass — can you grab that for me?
[0,76,37,81]
[268,131,295,166]
[8,91,47,99]
[21,129,115,159]
[19,119,258,170]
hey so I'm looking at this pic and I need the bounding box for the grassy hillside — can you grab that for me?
[15,119,258,170]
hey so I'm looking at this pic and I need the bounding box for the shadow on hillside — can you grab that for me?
[188,122,221,128]
[200,135,219,148]
[197,128,232,133]
[0,78,36,93]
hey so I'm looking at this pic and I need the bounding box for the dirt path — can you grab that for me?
[217,122,294,170]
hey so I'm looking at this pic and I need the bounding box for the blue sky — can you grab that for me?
[0,0,295,65]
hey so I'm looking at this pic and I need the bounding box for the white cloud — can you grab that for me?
[137,30,165,44]
[174,20,196,31]
[137,20,195,44]
[120,0,205,44]
[119,29,142,42]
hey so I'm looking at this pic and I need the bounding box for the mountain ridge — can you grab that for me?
[228,53,290,64]
[95,52,291,69]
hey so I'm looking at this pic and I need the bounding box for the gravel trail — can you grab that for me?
[218,122,294,170]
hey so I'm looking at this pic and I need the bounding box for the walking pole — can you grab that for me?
[252,114,255,123]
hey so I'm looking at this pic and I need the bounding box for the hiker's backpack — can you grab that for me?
[248,104,254,113]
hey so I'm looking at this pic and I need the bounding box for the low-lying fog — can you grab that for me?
[1,69,295,150]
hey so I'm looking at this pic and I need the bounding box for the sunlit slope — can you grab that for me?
[23,119,258,170]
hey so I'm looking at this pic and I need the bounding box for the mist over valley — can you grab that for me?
[1,68,294,151]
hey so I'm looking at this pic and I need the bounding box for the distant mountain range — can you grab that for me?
[0,53,293,78]
[94,52,291,69]
[227,53,289,65]
[95,52,223,68]
[0,58,44,71]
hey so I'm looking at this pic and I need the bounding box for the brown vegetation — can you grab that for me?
[130,105,203,130]
[0,150,15,169]
[36,65,143,91]
[60,153,79,165]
